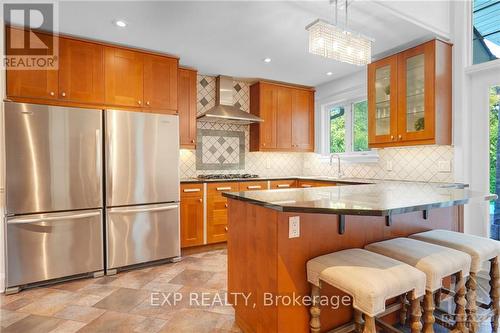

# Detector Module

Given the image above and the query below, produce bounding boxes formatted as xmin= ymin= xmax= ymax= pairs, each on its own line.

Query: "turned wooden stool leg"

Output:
xmin=310 ymin=284 xmax=321 ymax=333
xmin=354 ymin=309 xmax=364 ymax=333
xmin=466 ymin=272 xmax=478 ymax=333
xmin=400 ymin=292 xmax=408 ymax=325
xmin=454 ymin=271 xmax=468 ymax=333
xmin=423 ymin=290 xmax=435 ymax=333
xmin=490 ymin=257 xmax=499 ymax=333
xmin=410 ymin=291 xmax=423 ymax=333
xmin=363 ymin=316 xmax=376 ymax=333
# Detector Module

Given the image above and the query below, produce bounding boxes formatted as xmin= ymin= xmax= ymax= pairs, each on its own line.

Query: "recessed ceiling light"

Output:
xmin=263 ymin=58 xmax=272 ymax=63
xmin=114 ymin=20 xmax=127 ymax=28
xmin=326 ymin=72 xmax=333 ymax=76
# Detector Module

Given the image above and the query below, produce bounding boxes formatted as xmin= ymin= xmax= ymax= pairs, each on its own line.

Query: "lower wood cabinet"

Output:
xmin=207 ymin=182 xmax=240 ymax=244
xmin=297 ymin=180 xmax=336 ymax=188
xmin=239 ymin=181 xmax=268 ymax=191
xmin=270 ymin=179 xmax=297 ymax=189
xmin=180 ymin=183 xmax=204 ymax=247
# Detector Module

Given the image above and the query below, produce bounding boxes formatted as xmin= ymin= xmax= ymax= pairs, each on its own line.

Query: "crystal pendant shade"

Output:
xmin=306 ymin=19 xmax=372 ymax=66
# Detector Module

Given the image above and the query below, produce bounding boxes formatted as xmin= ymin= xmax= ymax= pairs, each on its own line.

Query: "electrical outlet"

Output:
xmin=289 ymin=216 xmax=300 ymax=238
xmin=386 ymin=161 xmax=393 ymax=171
xmin=438 ymin=160 xmax=451 ymax=173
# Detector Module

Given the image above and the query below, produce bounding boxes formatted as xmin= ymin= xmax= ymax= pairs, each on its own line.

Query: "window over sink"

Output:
xmin=328 ymin=100 xmax=369 ymax=153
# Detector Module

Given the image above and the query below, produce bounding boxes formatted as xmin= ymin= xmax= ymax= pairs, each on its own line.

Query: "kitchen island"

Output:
xmin=223 ymin=182 xmax=495 ymax=333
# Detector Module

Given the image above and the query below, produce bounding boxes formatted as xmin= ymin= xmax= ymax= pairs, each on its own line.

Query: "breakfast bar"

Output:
xmin=223 ymin=182 xmax=495 ymax=333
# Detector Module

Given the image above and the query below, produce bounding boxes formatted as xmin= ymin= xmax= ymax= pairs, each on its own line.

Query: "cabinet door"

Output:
xmin=292 ymin=89 xmax=314 ymax=151
xmin=206 ymin=182 xmax=239 ymax=244
xmin=259 ymin=83 xmax=278 ymax=149
xmin=105 ymin=47 xmax=144 ymax=107
xmin=144 ymin=54 xmax=178 ymax=112
xmin=178 ymin=68 xmax=197 ymax=148
xmin=59 ymin=38 xmax=104 ymax=103
xmin=5 ymin=27 xmax=58 ymax=100
xmin=368 ymin=56 xmax=398 ymax=146
xmin=180 ymin=184 xmax=204 ymax=248
xmin=397 ymin=41 xmax=435 ymax=142
xmin=276 ymin=86 xmax=292 ymax=149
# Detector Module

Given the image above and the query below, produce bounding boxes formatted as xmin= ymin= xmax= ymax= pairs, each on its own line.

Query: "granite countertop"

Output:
xmin=222 ymin=182 xmax=495 ymax=216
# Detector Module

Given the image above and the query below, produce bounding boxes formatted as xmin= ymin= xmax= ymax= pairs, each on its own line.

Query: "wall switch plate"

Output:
xmin=386 ymin=161 xmax=393 ymax=171
xmin=289 ymin=216 xmax=300 ymax=238
xmin=438 ymin=160 xmax=451 ymax=173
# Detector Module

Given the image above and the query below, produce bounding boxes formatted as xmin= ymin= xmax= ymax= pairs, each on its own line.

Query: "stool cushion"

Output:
xmin=365 ymin=238 xmax=471 ymax=292
xmin=410 ymin=229 xmax=500 ymax=273
xmin=307 ymin=248 xmax=426 ymax=317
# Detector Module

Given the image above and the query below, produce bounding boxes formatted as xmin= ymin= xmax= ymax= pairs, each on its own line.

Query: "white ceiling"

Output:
xmin=55 ymin=1 xmax=437 ymax=87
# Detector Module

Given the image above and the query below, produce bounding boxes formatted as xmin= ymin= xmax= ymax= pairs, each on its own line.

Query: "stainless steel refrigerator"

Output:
xmin=105 ymin=110 xmax=180 ymax=273
xmin=4 ymin=102 xmax=104 ymax=293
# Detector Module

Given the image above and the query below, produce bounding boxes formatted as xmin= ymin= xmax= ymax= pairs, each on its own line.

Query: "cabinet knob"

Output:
xmin=138 ymin=101 xmax=142 ymax=105
xmin=224 ymin=226 xmax=228 ymax=232
xmin=224 ymin=203 xmax=228 ymax=208
xmin=263 ymin=143 xmax=266 ymax=147
xmin=198 ymin=198 xmax=202 ymax=203
xmin=398 ymin=135 xmax=402 ymax=140
xmin=146 ymin=101 xmax=150 ymax=106
xmin=191 ymin=139 xmax=195 ymax=143
xmin=61 ymin=92 xmax=66 ymax=97
xmin=390 ymin=135 xmax=394 ymax=140
xmin=50 ymin=91 xmax=55 ymax=96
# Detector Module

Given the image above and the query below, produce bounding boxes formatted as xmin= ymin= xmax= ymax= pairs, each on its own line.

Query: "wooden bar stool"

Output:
xmin=410 ymin=230 xmax=500 ymax=332
xmin=306 ymin=248 xmax=426 ymax=333
xmin=365 ymin=238 xmax=472 ymax=333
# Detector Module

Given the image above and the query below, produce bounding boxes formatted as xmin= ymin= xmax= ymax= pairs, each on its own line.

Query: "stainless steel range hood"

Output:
xmin=196 ymin=76 xmax=263 ymax=125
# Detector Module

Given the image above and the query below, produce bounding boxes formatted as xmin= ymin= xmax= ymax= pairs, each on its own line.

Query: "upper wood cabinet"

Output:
xmin=59 ymin=38 xmax=104 ymax=103
xmin=105 ymin=47 xmax=144 ymax=108
xmin=6 ymin=26 xmax=59 ymax=100
xmin=5 ymin=27 xmax=179 ymax=114
xmin=178 ymin=68 xmax=198 ymax=149
xmin=143 ymin=54 xmax=178 ymax=112
xmin=368 ymin=39 xmax=452 ymax=148
xmin=250 ymin=81 xmax=315 ymax=152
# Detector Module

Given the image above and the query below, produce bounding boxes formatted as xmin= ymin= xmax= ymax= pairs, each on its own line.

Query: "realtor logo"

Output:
xmin=3 ymin=3 xmax=58 ymax=70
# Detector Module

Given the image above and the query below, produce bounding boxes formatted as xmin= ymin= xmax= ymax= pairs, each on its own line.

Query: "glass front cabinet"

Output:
xmin=368 ymin=39 xmax=452 ymax=148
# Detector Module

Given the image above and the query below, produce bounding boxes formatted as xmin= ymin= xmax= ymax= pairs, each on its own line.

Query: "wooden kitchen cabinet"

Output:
xmin=207 ymin=182 xmax=239 ymax=244
xmin=6 ymin=26 xmax=59 ymax=100
xmin=180 ymin=183 xmax=204 ymax=248
xmin=270 ymin=179 xmax=297 ymax=189
xmin=250 ymin=81 xmax=315 ymax=152
xmin=239 ymin=181 xmax=268 ymax=191
xmin=178 ymin=68 xmax=198 ymax=148
xmin=59 ymin=38 xmax=104 ymax=103
xmin=143 ymin=54 xmax=178 ymax=112
xmin=105 ymin=47 xmax=144 ymax=107
xmin=368 ymin=39 xmax=451 ymax=148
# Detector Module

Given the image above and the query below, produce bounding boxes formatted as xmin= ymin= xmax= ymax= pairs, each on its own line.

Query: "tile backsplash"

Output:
xmin=180 ymin=74 xmax=455 ymax=182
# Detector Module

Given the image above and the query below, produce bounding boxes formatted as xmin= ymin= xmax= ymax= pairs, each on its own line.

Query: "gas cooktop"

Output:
xmin=197 ymin=173 xmax=260 ymax=180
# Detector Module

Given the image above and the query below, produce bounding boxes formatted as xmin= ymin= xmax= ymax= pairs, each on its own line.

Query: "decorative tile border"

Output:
xmin=196 ymin=129 xmax=245 ymax=170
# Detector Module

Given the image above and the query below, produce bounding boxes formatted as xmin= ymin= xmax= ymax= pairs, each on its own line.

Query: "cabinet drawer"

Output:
xmin=207 ymin=182 xmax=240 ymax=197
xmin=239 ymin=181 xmax=268 ymax=191
xmin=180 ymin=183 xmax=204 ymax=197
xmin=270 ymin=179 xmax=297 ymax=189
xmin=297 ymin=180 xmax=336 ymax=188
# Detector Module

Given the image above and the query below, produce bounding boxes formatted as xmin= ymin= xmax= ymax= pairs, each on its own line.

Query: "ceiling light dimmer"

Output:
xmin=306 ymin=0 xmax=373 ymax=66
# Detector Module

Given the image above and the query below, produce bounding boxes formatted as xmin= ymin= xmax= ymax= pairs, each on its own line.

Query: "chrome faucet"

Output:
xmin=330 ymin=154 xmax=344 ymax=179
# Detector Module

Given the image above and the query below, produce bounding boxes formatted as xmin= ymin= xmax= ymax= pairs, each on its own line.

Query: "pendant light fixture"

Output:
xmin=306 ymin=0 xmax=373 ymax=66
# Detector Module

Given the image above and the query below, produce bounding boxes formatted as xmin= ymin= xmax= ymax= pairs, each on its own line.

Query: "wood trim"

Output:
xmin=250 ymin=80 xmax=315 ymax=92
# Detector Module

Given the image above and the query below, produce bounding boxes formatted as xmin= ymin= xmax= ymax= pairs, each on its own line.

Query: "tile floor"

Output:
xmin=0 ymin=246 xmax=496 ymax=333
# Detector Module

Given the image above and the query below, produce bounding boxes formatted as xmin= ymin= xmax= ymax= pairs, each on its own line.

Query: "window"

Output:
xmin=489 ymin=85 xmax=500 ymax=240
xmin=472 ymin=0 xmax=500 ymax=65
xmin=328 ymin=100 xmax=368 ymax=153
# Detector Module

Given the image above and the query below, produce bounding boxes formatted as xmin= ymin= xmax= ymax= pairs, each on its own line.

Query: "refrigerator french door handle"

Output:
xmin=96 ymin=129 xmax=101 ymax=183
xmin=8 ymin=211 xmax=101 ymax=224
xmin=108 ymin=205 xmax=179 ymax=214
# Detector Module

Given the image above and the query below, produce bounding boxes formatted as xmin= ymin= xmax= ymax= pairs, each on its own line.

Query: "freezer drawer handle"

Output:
xmin=216 ymin=187 xmax=232 ymax=191
xmin=183 ymin=188 xmax=201 ymax=193
xmin=8 ymin=211 xmax=101 ymax=224
xmin=108 ymin=205 xmax=179 ymax=214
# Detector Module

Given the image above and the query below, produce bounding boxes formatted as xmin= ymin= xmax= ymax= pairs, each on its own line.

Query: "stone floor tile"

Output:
xmin=78 ymin=284 xmax=118 ymax=298
xmin=133 ymin=317 xmax=167 ymax=333
xmin=70 ymin=293 xmax=106 ymax=307
xmin=54 ymin=304 xmax=105 ymax=323
xmin=17 ymin=290 xmax=76 ymax=316
xmin=167 ymin=269 xmax=215 ymax=286
xmin=48 ymin=319 xmax=86 ymax=333
xmin=1 ymin=314 xmax=62 ymax=333
xmin=0 ymin=309 xmax=30 ymax=328
xmin=157 ymin=308 xmax=224 ymax=333
xmin=76 ymin=310 xmax=146 ymax=333
xmin=94 ymin=288 xmax=150 ymax=312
